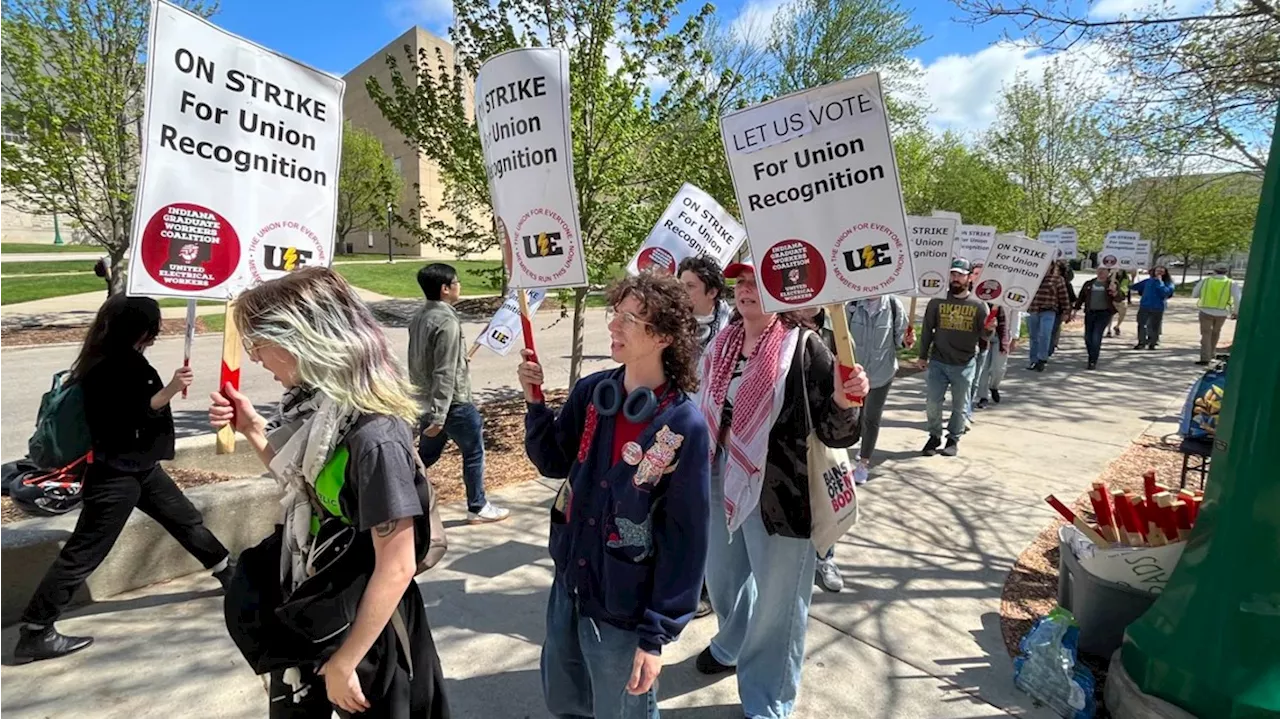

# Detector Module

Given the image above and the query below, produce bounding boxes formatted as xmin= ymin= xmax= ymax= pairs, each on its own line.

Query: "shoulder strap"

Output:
xmin=889 ymin=298 xmax=901 ymax=347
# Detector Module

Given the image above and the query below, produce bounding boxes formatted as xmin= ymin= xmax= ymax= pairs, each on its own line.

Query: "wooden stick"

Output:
xmin=1045 ymin=495 xmax=1109 ymax=546
xmin=1143 ymin=470 xmax=1158 ymax=503
xmin=216 ymin=300 xmax=240 ymax=455
xmin=1154 ymin=492 xmax=1182 ymax=543
xmin=467 ymin=343 xmax=481 ymax=360
xmin=1091 ymin=483 xmax=1117 ymax=542
xmin=182 ymin=299 xmax=197 ymax=399
xmin=517 ymin=290 xmax=544 ymax=403
xmin=826 ymin=303 xmax=863 ymax=407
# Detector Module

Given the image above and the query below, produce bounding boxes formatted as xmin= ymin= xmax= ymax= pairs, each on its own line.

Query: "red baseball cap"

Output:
xmin=724 ymin=262 xmax=755 ymax=279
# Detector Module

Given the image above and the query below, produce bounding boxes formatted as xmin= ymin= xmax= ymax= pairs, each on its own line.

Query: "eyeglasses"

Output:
xmin=241 ymin=336 xmax=267 ymax=357
xmin=605 ymin=307 xmax=652 ymax=329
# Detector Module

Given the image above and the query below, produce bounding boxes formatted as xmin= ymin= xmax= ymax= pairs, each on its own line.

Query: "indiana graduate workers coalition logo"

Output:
xmin=140 ymin=202 xmax=240 ymax=291
xmin=248 ymin=220 xmax=327 ymax=284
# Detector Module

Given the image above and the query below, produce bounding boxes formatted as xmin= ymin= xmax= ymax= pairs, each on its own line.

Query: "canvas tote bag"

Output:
xmin=801 ymin=330 xmax=859 ymax=555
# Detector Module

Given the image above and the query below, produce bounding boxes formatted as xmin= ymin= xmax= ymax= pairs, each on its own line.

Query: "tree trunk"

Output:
xmin=1181 ymin=257 xmax=1190 ymax=285
xmin=108 ymin=248 xmax=128 ymax=295
xmin=568 ymin=286 xmax=588 ymax=389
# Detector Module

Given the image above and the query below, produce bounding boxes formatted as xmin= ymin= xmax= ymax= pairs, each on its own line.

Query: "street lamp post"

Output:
xmin=386 ymin=200 xmax=394 ymax=264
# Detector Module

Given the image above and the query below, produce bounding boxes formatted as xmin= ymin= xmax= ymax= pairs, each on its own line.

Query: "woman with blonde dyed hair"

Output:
xmin=210 ymin=267 xmax=449 ymax=719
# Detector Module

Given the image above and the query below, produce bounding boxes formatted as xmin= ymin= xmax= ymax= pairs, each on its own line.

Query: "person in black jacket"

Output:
xmin=693 ymin=262 xmax=867 ymax=719
xmin=1072 ymin=267 xmax=1122 ymax=370
xmin=15 ymin=295 xmax=232 ymax=664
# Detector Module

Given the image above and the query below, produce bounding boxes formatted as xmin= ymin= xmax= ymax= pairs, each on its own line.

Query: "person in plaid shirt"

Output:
xmin=1024 ymin=263 xmax=1071 ymax=371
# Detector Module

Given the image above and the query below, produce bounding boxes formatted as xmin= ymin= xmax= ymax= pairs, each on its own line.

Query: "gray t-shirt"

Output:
xmin=1087 ymin=283 xmax=1110 ymax=311
xmin=342 ymin=415 xmax=425 ymax=532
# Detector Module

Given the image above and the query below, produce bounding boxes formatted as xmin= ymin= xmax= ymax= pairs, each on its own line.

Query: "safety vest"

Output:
xmin=1197 ymin=276 xmax=1233 ymax=311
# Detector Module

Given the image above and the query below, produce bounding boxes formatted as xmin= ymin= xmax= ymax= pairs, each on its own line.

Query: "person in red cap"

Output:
xmin=694 ymin=261 xmax=868 ymax=719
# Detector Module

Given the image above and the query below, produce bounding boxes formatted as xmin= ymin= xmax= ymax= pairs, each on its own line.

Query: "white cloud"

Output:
xmin=911 ymin=40 xmax=1120 ymax=136
xmin=385 ymin=0 xmax=453 ymax=35
xmin=1089 ymin=0 xmax=1206 ymax=19
xmin=730 ymin=0 xmax=785 ymax=47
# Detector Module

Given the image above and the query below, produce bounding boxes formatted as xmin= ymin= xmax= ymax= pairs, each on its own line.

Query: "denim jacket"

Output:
xmin=525 ymin=369 xmax=710 ymax=655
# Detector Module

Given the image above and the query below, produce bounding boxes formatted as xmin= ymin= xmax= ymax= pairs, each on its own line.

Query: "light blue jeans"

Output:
xmin=925 ymin=359 xmax=976 ymax=439
xmin=966 ymin=347 xmax=990 ymax=419
xmin=1026 ymin=311 xmax=1057 ymax=365
xmin=706 ymin=450 xmax=817 ymax=719
xmin=542 ymin=578 xmax=659 ymax=719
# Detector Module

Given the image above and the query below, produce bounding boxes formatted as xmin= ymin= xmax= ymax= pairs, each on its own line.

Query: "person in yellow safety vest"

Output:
xmin=1191 ymin=265 xmax=1242 ymax=365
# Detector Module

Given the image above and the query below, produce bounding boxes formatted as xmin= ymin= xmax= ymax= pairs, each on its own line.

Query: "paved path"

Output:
xmin=0 ymin=302 xmax=1220 ymax=717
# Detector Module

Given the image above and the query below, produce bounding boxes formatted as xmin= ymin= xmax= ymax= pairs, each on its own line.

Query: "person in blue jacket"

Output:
xmin=518 ymin=272 xmax=710 ymax=719
xmin=1129 ymin=266 xmax=1176 ymax=350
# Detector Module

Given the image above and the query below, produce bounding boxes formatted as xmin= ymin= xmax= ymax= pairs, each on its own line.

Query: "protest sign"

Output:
xmin=973 ymin=234 xmax=1055 ymax=311
xmin=627 ymin=183 xmax=746 ymax=275
xmin=1135 ymin=238 xmax=1153 ymax=269
xmin=1054 ymin=227 xmax=1079 ymax=259
xmin=954 ymin=225 xmax=996 ymax=268
xmin=906 ymin=215 xmax=957 ymax=299
xmin=719 ymin=72 xmax=913 ymax=313
xmin=476 ymin=289 xmax=548 ymax=356
xmin=127 ymin=0 xmax=344 ymax=300
xmin=931 ymin=210 xmax=963 ymax=223
xmin=476 ymin=47 xmax=585 ymax=290
xmin=1038 ymin=229 xmax=1063 ymax=259
xmin=1102 ymin=231 xmax=1141 ymax=270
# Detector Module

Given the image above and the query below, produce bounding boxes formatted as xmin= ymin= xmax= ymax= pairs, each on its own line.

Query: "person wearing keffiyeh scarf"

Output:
xmin=693 ymin=262 xmax=867 ymax=719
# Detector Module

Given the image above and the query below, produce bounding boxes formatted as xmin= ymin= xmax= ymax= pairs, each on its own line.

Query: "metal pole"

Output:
xmin=386 ymin=201 xmax=394 ymax=264
xmin=1119 ymin=109 xmax=1280 ymax=717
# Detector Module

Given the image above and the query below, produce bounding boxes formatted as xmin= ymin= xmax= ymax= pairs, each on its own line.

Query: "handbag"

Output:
xmin=801 ymin=330 xmax=859 ymax=555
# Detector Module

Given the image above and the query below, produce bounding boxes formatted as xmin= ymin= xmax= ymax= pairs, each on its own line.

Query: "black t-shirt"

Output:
xmin=81 ymin=351 xmax=175 ymax=472
xmin=341 ymin=415 xmax=424 ymax=532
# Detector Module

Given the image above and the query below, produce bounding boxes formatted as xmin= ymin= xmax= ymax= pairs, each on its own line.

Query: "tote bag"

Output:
xmin=802 ymin=331 xmax=860 ymax=555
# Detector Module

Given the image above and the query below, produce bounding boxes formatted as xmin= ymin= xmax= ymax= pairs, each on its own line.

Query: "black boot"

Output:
xmin=941 ymin=437 xmax=960 ymax=457
xmin=213 ymin=557 xmax=237 ymax=592
xmin=696 ymin=647 xmax=736 ymax=675
xmin=14 ymin=625 xmax=93 ymax=664
xmin=922 ymin=435 xmax=943 ymax=456
xmin=991 ymin=388 xmax=1001 ymax=404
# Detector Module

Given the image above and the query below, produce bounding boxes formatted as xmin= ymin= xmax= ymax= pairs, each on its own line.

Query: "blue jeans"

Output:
xmin=1026 ymin=311 xmax=1057 ymax=364
xmin=1084 ymin=310 xmax=1109 ymax=363
xmin=925 ymin=359 xmax=975 ymax=439
xmin=542 ymin=579 xmax=658 ymax=719
xmin=706 ymin=451 xmax=816 ymax=719
xmin=418 ymin=402 xmax=487 ymax=513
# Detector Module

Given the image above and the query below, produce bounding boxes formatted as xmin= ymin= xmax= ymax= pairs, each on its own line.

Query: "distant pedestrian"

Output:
xmin=1050 ymin=260 xmax=1075 ymax=355
xmin=965 ymin=266 xmax=1001 ymax=423
xmin=974 ymin=306 xmax=1017 ymax=408
xmin=1109 ymin=270 xmax=1132 ymax=337
xmin=1191 ymin=265 xmax=1242 ymax=365
xmin=678 ymin=255 xmax=731 ymax=360
xmin=16 ymin=295 xmax=232 ymax=664
xmin=1025 ymin=262 xmax=1071 ymax=371
xmin=917 ymin=259 xmax=992 ymax=457
xmin=1073 ymin=267 xmax=1122 ymax=370
xmin=1130 ymin=266 xmax=1176 ymax=350
xmin=409 ymin=263 xmax=509 ymax=524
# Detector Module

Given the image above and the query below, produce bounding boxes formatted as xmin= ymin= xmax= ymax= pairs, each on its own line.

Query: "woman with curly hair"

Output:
xmin=517 ymin=272 xmax=710 ymax=719
xmin=209 ymin=267 xmax=448 ymax=718
xmin=693 ymin=262 xmax=868 ymax=719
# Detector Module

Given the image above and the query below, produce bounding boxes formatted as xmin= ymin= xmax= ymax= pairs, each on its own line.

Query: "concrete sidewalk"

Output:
xmin=0 ymin=304 xmax=1214 ymax=718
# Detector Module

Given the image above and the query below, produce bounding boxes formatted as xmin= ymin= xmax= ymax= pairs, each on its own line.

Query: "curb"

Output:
xmin=1 ymin=477 xmax=281 ymax=626
xmin=170 ymin=433 xmax=271 ymax=477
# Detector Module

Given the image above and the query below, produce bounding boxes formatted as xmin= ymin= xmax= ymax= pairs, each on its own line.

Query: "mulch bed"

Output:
xmin=1 ymin=317 xmax=222 ymax=348
xmin=999 ymin=433 xmax=1191 ymax=711
xmin=0 ymin=390 xmax=567 ymax=523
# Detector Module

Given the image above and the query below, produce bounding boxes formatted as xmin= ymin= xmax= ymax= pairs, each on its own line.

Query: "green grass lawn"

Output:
xmin=0 ymin=260 xmax=100 ymax=275
xmin=335 ymin=260 xmax=503 ymax=298
xmin=1 ymin=273 xmax=106 ymax=304
xmin=0 ymin=243 xmax=100 ymax=254
xmin=156 ymin=298 xmax=223 ymax=308
xmin=202 ymin=314 xmax=226 ymax=333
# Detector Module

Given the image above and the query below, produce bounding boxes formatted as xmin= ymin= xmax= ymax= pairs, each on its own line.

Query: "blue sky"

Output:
xmin=210 ymin=0 xmax=1115 ymax=137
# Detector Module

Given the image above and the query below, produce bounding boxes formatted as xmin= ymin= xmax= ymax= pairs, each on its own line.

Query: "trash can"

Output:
xmin=1056 ymin=527 xmax=1158 ymax=657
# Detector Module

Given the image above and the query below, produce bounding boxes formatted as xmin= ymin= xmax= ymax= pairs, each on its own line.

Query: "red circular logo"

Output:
xmin=1102 ymin=254 xmax=1118 ymax=267
xmin=140 ymin=203 xmax=239 ymax=291
xmin=637 ymin=246 xmax=677 ymax=275
xmin=761 ymin=239 xmax=825 ymax=305
xmin=975 ymin=279 xmax=1003 ymax=301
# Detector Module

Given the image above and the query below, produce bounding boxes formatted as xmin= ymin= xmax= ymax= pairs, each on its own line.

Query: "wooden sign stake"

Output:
xmin=216 ymin=300 xmax=240 ymax=454
xmin=518 ymin=290 xmax=544 ymax=403
xmin=825 ymin=303 xmax=863 ymax=407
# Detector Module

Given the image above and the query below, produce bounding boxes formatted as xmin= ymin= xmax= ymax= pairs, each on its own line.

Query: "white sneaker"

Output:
xmin=815 ymin=558 xmax=845 ymax=593
xmin=853 ymin=460 xmax=870 ymax=486
xmin=467 ymin=503 xmax=510 ymax=524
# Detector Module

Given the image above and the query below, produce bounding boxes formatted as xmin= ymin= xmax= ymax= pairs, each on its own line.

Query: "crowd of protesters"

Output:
xmin=18 ymin=248 xmax=1239 ymax=719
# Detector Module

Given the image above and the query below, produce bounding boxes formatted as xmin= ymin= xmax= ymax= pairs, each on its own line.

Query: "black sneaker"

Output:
xmin=991 ymin=388 xmax=1001 ymax=404
xmin=696 ymin=647 xmax=735 ymax=675
xmin=694 ymin=585 xmax=714 ymax=619
xmin=14 ymin=625 xmax=93 ymax=664
xmin=975 ymin=398 xmax=990 ymax=410
xmin=1087 ymin=361 xmax=1097 ymax=370
xmin=1106 ymin=329 xmax=1113 ymax=337
xmin=1132 ymin=343 xmax=1145 ymax=350
xmin=1115 ymin=327 xmax=1122 ymax=336
xmin=941 ymin=438 xmax=960 ymax=457
xmin=1034 ymin=360 xmax=1046 ymax=372
xmin=1148 ymin=344 xmax=1157 ymax=350
xmin=1194 ymin=360 xmax=1209 ymax=366
xmin=213 ymin=558 xmax=237 ymax=592
xmin=922 ymin=435 xmax=943 ymax=456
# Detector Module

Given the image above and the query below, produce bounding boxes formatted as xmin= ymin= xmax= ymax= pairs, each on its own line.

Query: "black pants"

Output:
xmin=22 ymin=463 xmax=229 ymax=625
xmin=1137 ymin=309 xmax=1164 ymax=346
xmin=1084 ymin=310 xmax=1110 ymax=363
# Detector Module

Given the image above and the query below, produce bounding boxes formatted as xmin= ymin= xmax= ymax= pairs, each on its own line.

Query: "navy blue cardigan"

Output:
xmin=525 ymin=368 xmax=711 ymax=655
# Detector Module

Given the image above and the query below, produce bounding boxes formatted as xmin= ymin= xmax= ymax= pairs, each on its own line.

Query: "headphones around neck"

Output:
xmin=592 ymin=377 xmax=662 ymax=424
